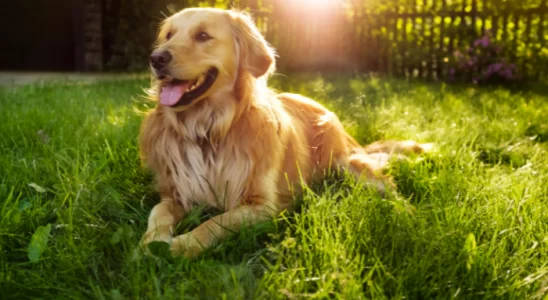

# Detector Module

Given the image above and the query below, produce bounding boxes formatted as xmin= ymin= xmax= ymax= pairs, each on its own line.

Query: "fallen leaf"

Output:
xmin=464 ymin=233 xmax=477 ymax=271
xmin=28 ymin=183 xmax=47 ymax=193
xmin=37 ymin=130 xmax=51 ymax=144
xmin=18 ymin=200 xmax=32 ymax=211
xmin=28 ymin=224 xmax=52 ymax=262
xmin=110 ymin=227 xmax=123 ymax=245
xmin=110 ymin=289 xmax=123 ymax=300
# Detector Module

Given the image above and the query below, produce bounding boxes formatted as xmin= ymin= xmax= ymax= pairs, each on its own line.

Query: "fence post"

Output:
xmin=437 ymin=0 xmax=447 ymax=79
xmin=471 ymin=0 xmax=478 ymax=37
xmin=540 ymin=0 xmax=547 ymax=79
xmin=427 ymin=0 xmax=435 ymax=79
xmin=492 ymin=0 xmax=499 ymax=40
xmin=401 ymin=1 xmax=409 ymax=77
xmin=388 ymin=3 xmax=398 ymax=76
xmin=455 ymin=0 xmax=467 ymax=50
xmin=523 ymin=7 xmax=533 ymax=78
xmin=447 ymin=4 xmax=457 ymax=66
xmin=411 ymin=0 xmax=419 ymax=77
xmin=502 ymin=3 xmax=509 ymax=42
xmin=480 ymin=0 xmax=486 ymax=34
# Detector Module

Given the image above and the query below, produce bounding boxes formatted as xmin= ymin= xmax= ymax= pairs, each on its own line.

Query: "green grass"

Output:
xmin=1 ymin=75 xmax=548 ymax=299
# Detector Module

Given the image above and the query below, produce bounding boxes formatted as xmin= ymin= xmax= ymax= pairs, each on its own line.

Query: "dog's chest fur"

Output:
xmin=176 ymin=137 xmax=251 ymax=211
xmin=159 ymin=106 xmax=252 ymax=211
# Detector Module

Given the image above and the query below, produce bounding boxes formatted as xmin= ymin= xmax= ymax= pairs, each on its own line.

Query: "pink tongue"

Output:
xmin=160 ymin=81 xmax=193 ymax=106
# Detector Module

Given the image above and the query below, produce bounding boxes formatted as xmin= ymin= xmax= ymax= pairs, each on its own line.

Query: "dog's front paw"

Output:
xmin=139 ymin=229 xmax=173 ymax=257
xmin=141 ymin=229 xmax=173 ymax=245
xmin=171 ymin=233 xmax=204 ymax=259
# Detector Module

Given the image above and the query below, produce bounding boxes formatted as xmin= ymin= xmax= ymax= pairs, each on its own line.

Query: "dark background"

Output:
xmin=1 ymin=0 xmax=546 ymax=84
xmin=1 ymin=0 xmax=82 ymax=71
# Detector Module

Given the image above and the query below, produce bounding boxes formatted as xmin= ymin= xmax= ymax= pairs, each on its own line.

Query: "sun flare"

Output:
xmin=285 ymin=0 xmax=340 ymax=10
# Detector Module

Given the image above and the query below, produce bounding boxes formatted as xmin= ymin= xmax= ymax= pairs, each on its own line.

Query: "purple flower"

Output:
xmin=501 ymin=67 xmax=514 ymax=80
xmin=484 ymin=63 xmax=502 ymax=78
xmin=446 ymin=31 xmax=519 ymax=84
xmin=474 ymin=36 xmax=490 ymax=48
xmin=492 ymin=63 xmax=503 ymax=72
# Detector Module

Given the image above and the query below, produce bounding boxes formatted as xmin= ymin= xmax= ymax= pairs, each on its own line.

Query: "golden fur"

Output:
xmin=139 ymin=8 xmax=430 ymax=258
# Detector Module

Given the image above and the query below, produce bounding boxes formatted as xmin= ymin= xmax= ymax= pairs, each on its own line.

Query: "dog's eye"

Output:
xmin=166 ymin=32 xmax=172 ymax=40
xmin=195 ymin=31 xmax=212 ymax=42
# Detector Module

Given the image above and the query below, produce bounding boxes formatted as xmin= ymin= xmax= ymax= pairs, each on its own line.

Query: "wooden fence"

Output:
xmin=103 ymin=0 xmax=548 ymax=80
xmin=236 ymin=0 xmax=548 ymax=80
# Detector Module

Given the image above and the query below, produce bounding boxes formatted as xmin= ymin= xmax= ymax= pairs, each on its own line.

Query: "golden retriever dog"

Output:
xmin=139 ymin=7 xmax=430 ymax=258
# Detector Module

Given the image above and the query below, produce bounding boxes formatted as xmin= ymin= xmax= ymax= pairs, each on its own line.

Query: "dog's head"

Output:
xmin=150 ymin=8 xmax=275 ymax=109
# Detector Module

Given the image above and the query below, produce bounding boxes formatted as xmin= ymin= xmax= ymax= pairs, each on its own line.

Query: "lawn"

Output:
xmin=1 ymin=75 xmax=547 ymax=299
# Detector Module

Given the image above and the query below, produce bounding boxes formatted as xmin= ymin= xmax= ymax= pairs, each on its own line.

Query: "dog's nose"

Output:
xmin=150 ymin=50 xmax=172 ymax=69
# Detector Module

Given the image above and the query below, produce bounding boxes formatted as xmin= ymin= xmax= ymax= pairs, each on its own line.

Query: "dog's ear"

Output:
xmin=229 ymin=11 xmax=276 ymax=78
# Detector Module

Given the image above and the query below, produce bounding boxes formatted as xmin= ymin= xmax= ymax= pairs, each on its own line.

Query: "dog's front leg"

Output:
xmin=170 ymin=200 xmax=278 ymax=259
xmin=141 ymin=199 xmax=185 ymax=248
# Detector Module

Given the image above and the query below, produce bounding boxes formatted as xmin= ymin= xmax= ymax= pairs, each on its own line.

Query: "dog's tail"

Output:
xmin=363 ymin=140 xmax=434 ymax=156
xmin=347 ymin=140 xmax=433 ymax=178
xmin=344 ymin=140 xmax=433 ymax=194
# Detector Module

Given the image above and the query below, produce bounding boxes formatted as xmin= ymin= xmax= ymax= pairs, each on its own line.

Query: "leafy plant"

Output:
xmin=28 ymin=224 xmax=52 ymax=262
xmin=448 ymin=33 xmax=521 ymax=84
